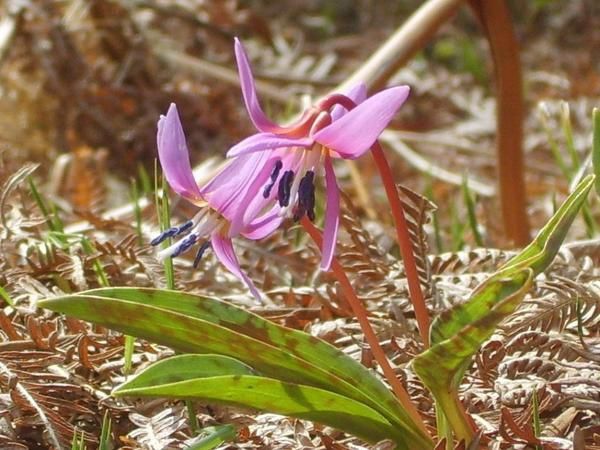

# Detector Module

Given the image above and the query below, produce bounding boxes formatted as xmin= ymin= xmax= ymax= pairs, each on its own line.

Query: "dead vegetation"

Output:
xmin=0 ymin=0 xmax=599 ymax=448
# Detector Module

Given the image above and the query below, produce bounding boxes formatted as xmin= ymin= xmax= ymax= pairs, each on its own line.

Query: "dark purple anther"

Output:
xmin=298 ymin=170 xmax=316 ymax=221
xmin=177 ymin=220 xmax=193 ymax=234
xmin=151 ymin=220 xmax=194 ymax=246
xmin=277 ymin=170 xmax=294 ymax=207
xmin=150 ymin=226 xmax=178 ymax=246
xmin=193 ymin=241 xmax=211 ymax=268
xmin=263 ymin=160 xmax=283 ymax=198
xmin=172 ymin=234 xmax=198 ymax=257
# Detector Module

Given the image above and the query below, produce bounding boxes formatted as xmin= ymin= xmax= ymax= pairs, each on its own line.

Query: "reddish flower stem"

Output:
xmin=300 ymin=217 xmax=429 ymax=436
xmin=371 ymin=141 xmax=431 ymax=348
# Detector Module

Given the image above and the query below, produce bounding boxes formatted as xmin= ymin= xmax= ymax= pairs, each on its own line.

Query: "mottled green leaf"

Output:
xmin=115 ymin=374 xmax=405 ymax=445
xmin=414 ymin=270 xmax=533 ymax=436
xmin=415 ymin=175 xmax=594 ymax=442
xmin=430 ymin=174 xmax=595 ymax=345
xmin=119 ymin=354 xmax=254 ymax=391
xmin=38 ymin=292 xmax=432 ymax=448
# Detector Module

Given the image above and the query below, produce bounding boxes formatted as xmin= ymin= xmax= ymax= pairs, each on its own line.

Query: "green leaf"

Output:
xmin=185 ymin=425 xmax=236 ymax=450
xmin=115 ymin=374 xmax=404 ymax=445
xmin=119 ymin=354 xmax=255 ymax=391
xmin=414 ymin=269 xmax=533 ymax=440
xmin=38 ymin=291 xmax=432 ymax=448
xmin=430 ymin=174 xmax=595 ymax=344
xmin=415 ymin=175 xmax=595 ymax=443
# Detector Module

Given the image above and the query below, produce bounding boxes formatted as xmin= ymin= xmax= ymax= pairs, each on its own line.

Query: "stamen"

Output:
xmin=277 ymin=170 xmax=294 ymax=207
xmin=263 ymin=160 xmax=283 ymax=198
xmin=298 ymin=170 xmax=316 ymax=221
xmin=150 ymin=227 xmax=178 ymax=246
xmin=177 ymin=220 xmax=193 ymax=234
xmin=193 ymin=241 xmax=211 ymax=268
xmin=151 ymin=220 xmax=194 ymax=246
xmin=171 ymin=233 xmax=198 ymax=258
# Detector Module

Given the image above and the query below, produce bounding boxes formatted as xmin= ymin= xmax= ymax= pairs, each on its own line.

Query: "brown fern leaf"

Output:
xmin=126 ymin=407 xmax=188 ymax=450
xmin=0 ymin=350 xmax=100 ymax=448
xmin=504 ymin=276 xmax=600 ymax=335
xmin=397 ymin=184 xmax=437 ymax=307
xmin=430 ymin=248 xmax=515 ymax=277
xmin=504 ymin=330 xmax=600 ymax=363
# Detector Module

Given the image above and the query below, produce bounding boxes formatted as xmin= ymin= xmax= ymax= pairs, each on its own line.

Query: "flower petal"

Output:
xmin=330 ymin=83 xmax=368 ymax=121
xmin=157 ymin=103 xmax=203 ymax=200
xmin=211 ymin=232 xmax=262 ymax=301
xmin=200 ymin=151 xmax=270 ymax=221
xmin=228 ymin=156 xmax=279 ymax=237
xmin=227 ymin=133 xmax=314 ymax=158
xmin=314 ymin=85 xmax=410 ymax=159
xmin=241 ymin=206 xmax=283 ymax=240
xmin=321 ymin=154 xmax=340 ymax=270
xmin=235 ymin=38 xmax=283 ymax=133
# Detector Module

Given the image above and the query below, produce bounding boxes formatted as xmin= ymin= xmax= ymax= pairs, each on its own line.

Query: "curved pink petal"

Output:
xmin=235 ymin=38 xmax=283 ymax=133
xmin=321 ymin=154 xmax=340 ymax=271
xmin=330 ymin=83 xmax=368 ymax=121
xmin=211 ymin=232 xmax=262 ymax=301
xmin=241 ymin=207 xmax=284 ymax=240
xmin=227 ymin=156 xmax=280 ymax=236
xmin=201 ymin=151 xmax=270 ymax=221
xmin=157 ymin=103 xmax=203 ymax=201
xmin=227 ymin=133 xmax=313 ymax=158
xmin=314 ymin=85 xmax=410 ymax=160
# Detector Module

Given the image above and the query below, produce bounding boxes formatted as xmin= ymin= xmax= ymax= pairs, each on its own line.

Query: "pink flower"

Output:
xmin=152 ymin=103 xmax=283 ymax=300
xmin=228 ymin=38 xmax=410 ymax=270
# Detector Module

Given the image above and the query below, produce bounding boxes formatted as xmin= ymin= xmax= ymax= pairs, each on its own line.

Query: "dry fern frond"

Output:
xmin=126 ymin=407 xmax=188 ymax=450
xmin=398 ymin=184 xmax=437 ymax=307
xmin=504 ymin=330 xmax=600 ymax=363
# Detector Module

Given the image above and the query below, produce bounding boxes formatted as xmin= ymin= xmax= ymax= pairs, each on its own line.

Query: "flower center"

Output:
xmin=152 ymin=208 xmax=227 ymax=263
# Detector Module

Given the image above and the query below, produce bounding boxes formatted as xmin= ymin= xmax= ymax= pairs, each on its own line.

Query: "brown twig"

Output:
xmin=468 ymin=0 xmax=530 ymax=246
xmin=336 ymin=0 xmax=465 ymax=93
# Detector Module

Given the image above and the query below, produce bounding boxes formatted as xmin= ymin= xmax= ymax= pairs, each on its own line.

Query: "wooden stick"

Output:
xmin=468 ymin=0 xmax=530 ymax=245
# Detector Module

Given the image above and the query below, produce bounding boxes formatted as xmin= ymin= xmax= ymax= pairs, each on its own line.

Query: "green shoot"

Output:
xmin=186 ymin=400 xmax=200 ymax=435
xmin=99 ymin=410 xmax=112 ymax=450
xmin=592 ymin=108 xmax=600 ymax=196
xmin=184 ymin=424 xmax=237 ymax=450
xmin=28 ymin=176 xmax=62 ymax=233
xmin=154 ymin=160 xmax=175 ymax=290
xmin=462 ymin=175 xmax=484 ymax=247
xmin=71 ymin=430 xmax=86 ymax=450
xmin=0 ymin=285 xmax=14 ymax=307
xmin=560 ymin=102 xmax=580 ymax=170
xmin=80 ymin=237 xmax=109 ymax=288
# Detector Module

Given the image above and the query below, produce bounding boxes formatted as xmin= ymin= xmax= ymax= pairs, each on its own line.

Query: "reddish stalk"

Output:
xmin=468 ymin=0 xmax=530 ymax=246
xmin=300 ymin=217 xmax=430 ymax=436
xmin=371 ymin=141 xmax=431 ymax=348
